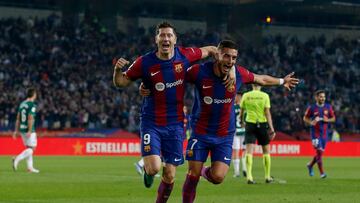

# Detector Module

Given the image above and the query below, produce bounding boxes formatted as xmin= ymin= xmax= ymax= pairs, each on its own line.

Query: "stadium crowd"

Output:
xmin=0 ymin=15 xmax=359 ymax=134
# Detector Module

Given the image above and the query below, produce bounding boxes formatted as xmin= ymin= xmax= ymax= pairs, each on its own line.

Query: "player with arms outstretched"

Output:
xmin=12 ymin=87 xmax=40 ymax=173
xmin=303 ymin=90 xmax=335 ymax=178
xmin=182 ymin=40 xmax=299 ymax=203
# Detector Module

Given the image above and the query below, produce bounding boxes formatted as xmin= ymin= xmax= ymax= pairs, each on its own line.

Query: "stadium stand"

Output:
xmin=0 ymin=15 xmax=359 ymax=137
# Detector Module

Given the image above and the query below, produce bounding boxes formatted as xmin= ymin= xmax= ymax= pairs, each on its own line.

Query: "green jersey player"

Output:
xmin=12 ymin=87 xmax=39 ymax=173
xmin=232 ymin=92 xmax=247 ymax=177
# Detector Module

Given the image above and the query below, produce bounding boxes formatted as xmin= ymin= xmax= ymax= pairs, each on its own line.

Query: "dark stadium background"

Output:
xmin=0 ymin=0 xmax=359 ymax=140
xmin=0 ymin=1 xmax=359 ymax=203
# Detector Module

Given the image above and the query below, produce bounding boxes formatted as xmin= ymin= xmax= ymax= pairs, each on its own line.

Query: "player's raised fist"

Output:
xmin=114 ymin=58 xmax=130 ymax=71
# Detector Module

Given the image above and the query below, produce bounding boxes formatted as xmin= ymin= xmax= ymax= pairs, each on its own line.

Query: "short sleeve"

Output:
xmin=178 ymin=47 xmax=202 ymax=64
xmin=29 ymin=106 xmax=36 ymax=116
xmin=237 ymin=66 xmax=254 ymax=84
xmin=186 ymin=64 xmax=200 ymax=83
xmin=125 ymin=56 xmax=143 ymax=81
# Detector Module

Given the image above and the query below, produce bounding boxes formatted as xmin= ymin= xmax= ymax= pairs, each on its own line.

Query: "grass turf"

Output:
xmin=0 ymin=156 xmax=359 ymax=203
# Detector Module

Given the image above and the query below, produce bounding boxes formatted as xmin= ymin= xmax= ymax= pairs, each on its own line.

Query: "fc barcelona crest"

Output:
xmin=227 ymin=85 xmax=235 ymax=92
xmin=175 ymin=64 xmax=183 ymax=73
xmin=187 ymin=150 xmax=193 ymax=157
xmin=144 ymin=145 xmax=151 ymax=152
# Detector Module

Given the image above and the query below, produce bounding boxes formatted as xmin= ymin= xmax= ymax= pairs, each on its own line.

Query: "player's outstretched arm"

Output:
xmin=200 ymin=46 xmax=217 ymax=59
xmin=113 ymin=58 xmax=131 ymax=88
xmin=253 ymin=72 xmax=299 ymax=90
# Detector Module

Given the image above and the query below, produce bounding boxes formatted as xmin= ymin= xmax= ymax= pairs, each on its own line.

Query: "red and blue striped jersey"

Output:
xmin=186 ymin=62 xmax=254 ymax=137
xmin=125 ymin=46 xmax=202 ymax=126
xmin=304 ymin=104 xmax=335 ymax=139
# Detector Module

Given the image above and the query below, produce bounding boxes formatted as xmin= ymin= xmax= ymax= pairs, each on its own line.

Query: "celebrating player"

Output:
xmin=113 ymin=22 xmax=234 ymax=203
xmin=12 ymin=87 xmax=40 ymax=173
xmin=303 ymin=90 xmax=336 ymax=179
xmin=182 ymin=40 xmax=299 ymax=203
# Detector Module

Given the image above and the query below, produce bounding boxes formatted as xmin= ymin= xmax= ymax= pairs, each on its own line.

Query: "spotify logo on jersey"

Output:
xmin=203 ymin=96 xmax=213 ymax=104
xmin=155 ymin=83 xmax=165 ymax=91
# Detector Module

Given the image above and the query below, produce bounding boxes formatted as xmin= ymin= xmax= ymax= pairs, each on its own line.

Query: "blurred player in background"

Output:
xmin=12 ymin=87 xmax=40 ymax=173
xmin=182 ymin=40 xmax=299 ymax=203
xmin=232 ymin=92 xmax=247 ymax=178
xmin=113 ymin=21 xmax=231 ymax=203
xmin=240 ymin=84 xmax=275 ymax=184
xmin=303 ymin=90 xmax=336 ymax=179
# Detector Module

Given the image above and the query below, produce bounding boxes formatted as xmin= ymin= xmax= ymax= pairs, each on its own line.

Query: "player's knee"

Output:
xmin=144 ymin=165 xmax=161 ymax=175
xmin=162 ymin=172 xmax=175 ymax=183
xmin=210 ymin=172 xmax=225 ymax=184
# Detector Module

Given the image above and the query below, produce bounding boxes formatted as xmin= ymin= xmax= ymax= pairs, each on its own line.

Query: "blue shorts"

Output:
xmin=185 ymin=134 xmax=234 ymax=166
xmin=312 ymin=137 xmax=327 ymax=150
xmin=140 ymin=121 xmax=184 ymax=166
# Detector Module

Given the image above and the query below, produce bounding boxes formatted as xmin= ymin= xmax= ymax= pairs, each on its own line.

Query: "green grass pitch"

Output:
xmin=0 ymin=156 xmax=359 ymax=203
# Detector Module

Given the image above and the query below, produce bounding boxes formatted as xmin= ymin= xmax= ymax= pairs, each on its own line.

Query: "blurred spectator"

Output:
xmin=0 ymin=16 xmax=359 ymax=135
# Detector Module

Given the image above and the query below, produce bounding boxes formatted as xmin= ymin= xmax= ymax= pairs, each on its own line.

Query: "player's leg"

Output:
xmin=140 ymin=124 xmax=162 ymax=188
xmin=13 ymin=132 xmax=38 ymax=172
xmin=232 ymin=135 xmax=240 ymax=177
xmin=202 ymin=161 xmax=229 ymax=184
xmin=26 ymin=133 xmax=39 ymax=173
xmin=258 ymin=124 xmax=272 ymax=183
xmin=182 ymin=161 xmax=203 ymax=203
xmin=143 ymin=155 xmax=162 ymax=175
xmin=245 ymin=143 xmax=254 ymax=184
xmin=156 ymin=123 xmax=184 ymax=202
xmin=202 ymin=136 xmax=232 ymax=184
xmin=317 ymin=138 xmax=326 ymax=178
xmin=156 ymin=163 xmax=177 ymax=203
xmin=183 ymin=137 xmax=209 ymax=203
xmin=307 ymin=138 xmax=319 ymax=177
xmin=262 ymin=145 xmax=273 ymax=183
xmin=244 ymin=123 xmax=257 ymax=184
xmin=239 ymin=136 xmax=247 ymax=177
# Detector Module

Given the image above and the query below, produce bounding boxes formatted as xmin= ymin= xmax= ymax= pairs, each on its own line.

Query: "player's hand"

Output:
xmin=223 ymin=66 xmax=236 ymax=88
xmin=26 ymin=132 xmax=31 ymax=138
xmin=268 ymin=128 xmax=276 ymax=140
xmin=311 ymin=117 xmax=321 ymax=126
xmin=114 ymin=58 xmax=130 ymax=71
xmin=283 ymin=72 xmax=299 ymax=91
xmin=323 ymin=116 xmax=329 ymax=122
xmin=139 ymin=82 xmax=150 ymax=97
xmin=12 ymin=131 xmax=18 ymax=140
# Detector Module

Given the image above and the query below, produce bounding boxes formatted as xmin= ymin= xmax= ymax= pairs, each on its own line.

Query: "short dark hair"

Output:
xmin=315 ymin=89 xmax=325 ymax=96
xmin=26 ymin=87 xmax=36 ymax=98
xmin=217 ymin=40 xmax=238 ymax=50
xmin=156 ymin=21 xmax=176 ymax=35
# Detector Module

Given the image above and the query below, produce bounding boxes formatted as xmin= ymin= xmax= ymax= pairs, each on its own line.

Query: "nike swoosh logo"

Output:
xmin=224 ymin=157 xmax=231 ymax=161
xmin=202 ymin=85 xmax=212 ymax=89
xmin=174 ymin=158 xmax=182 ymax=162
xmin=151 ymin=71 xmax=160 ymax=76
